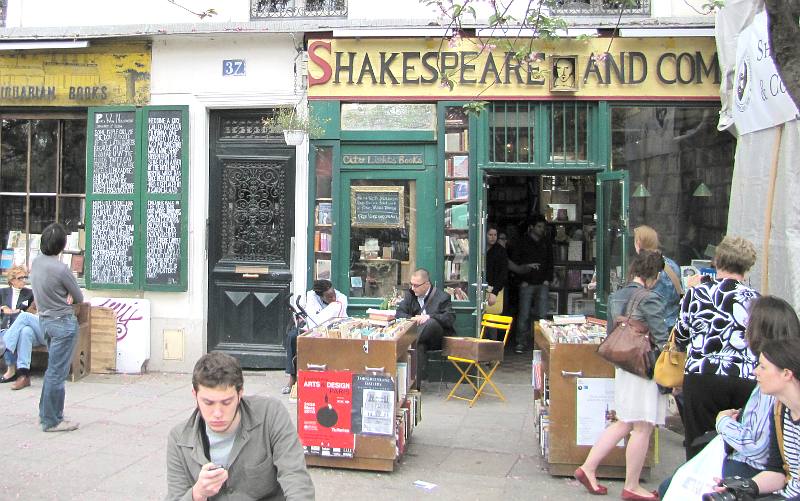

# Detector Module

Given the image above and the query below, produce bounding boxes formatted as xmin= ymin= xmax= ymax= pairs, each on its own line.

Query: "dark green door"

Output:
xmin=595 ymin=170 xmax=629 ymax=318
xmin=336 ymin=156 xmax=437 ymax=311
xmin=207 ymin=110 xmax=295 ymax=368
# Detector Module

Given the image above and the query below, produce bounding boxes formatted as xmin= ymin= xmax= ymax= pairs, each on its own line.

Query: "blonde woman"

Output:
xmin=675 ymin=236 xmax=760 ymax=459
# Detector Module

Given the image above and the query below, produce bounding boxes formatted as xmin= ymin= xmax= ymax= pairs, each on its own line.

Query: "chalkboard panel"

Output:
xmin=91 ymin=111 xmax=136 ymax=194
xmin=89 ymin=200 xmax=135 ymax=285
xmin=146 ymin=109 xmax=183 ymax=194
xmin=350 ymin=186 xmax=405 ymax=228
xmin=145 ymin=199 xmax=182 ymax=285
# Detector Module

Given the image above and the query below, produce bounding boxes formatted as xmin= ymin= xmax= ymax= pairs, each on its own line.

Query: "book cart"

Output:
xmin=533 ymin=320 xmax=656 ymax=478
xmin=296 ymin=319 xmax=421 ymax=472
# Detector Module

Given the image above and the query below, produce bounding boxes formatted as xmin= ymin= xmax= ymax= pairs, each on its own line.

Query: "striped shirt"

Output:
xmin=717 ymin=387 xmax=773 ymax=471
xmin=765 ymin=404 xmax=800 ymax=498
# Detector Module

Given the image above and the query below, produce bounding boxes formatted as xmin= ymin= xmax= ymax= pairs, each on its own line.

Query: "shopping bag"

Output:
xmin=597 ymin=290 xmax=654 ymax=378
xmin=485 ymin=289 xmax=504 ymax=315
xmin=654 ymin=327 xmax=687 ymax=388
xmin=663 ymin=435 xmax=726 ymax=501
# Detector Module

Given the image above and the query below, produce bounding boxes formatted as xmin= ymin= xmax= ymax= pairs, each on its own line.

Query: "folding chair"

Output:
xmin=445 ymin=313 xmax=513 ymax=407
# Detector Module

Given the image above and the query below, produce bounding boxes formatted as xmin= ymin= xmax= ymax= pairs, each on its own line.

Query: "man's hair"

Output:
xmin=634 ymin=225 xmax=660 ymax=251
xmin=412 ymin=268 xmax=430 ymax=282
xmin=5 ymin=265 xmax=26 ymax=285
xmin=761 ymin=338 xmax=800 ymax=382
xmin=528 ymin=214 xmax=547 ymax=227
xmin=192 ymin=352 xmax=244 ymax=392
xmin=312 ymin=279 xmax=333 ymax=296
xmin=40 ymin=223 xmax=67 ymax=256
xmin=745 ymin=296 xmax=800 ymax=356
xmin=487 ymin=224 xmax=498 ymax=233
xmin=628 ymin=250 xmax=664 ymax=282
xmin=714 ymin=236 xmax=757 ymax=276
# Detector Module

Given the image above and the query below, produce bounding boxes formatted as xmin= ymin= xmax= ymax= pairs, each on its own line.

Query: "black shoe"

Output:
xmin=0 ymin=374 xmax=19 ymax=383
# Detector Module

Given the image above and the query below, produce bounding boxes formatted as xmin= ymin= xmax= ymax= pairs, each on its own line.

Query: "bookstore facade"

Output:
xmin=0 ymin=41 xmax=151 ymax=279
xmin=306 ymin=35 xmax=735 ymax=332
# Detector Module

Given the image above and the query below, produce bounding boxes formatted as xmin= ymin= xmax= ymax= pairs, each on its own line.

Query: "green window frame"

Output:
xmin=85 ymin=105 xmax=189 ymax=291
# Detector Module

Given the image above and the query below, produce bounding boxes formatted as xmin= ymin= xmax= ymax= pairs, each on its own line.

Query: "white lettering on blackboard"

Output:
xmin=90 ymin=200 xmax=135 ymax=284
xmin=92 ymin=112 xmax=135 ymax=194
xmin=146 ymin=199 xmax=181 ymax=284
xmin=147 ymin=112 xmax=182 ymax=194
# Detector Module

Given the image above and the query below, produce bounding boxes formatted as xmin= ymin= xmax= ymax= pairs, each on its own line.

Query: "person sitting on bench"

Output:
xmin=1 ymin=265 xmax=41 ymax=390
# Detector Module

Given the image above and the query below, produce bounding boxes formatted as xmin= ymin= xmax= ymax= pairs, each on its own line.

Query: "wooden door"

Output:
xmin=207 ymin=110 xmax=295 ymax=368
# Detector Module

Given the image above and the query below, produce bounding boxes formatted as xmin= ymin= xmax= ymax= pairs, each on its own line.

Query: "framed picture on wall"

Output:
xmin=546 ymin=292 xmax=559 ymax=316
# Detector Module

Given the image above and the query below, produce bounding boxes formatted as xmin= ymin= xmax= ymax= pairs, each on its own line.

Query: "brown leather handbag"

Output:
xmin=597 ymin=289 xmax=655 ymax=379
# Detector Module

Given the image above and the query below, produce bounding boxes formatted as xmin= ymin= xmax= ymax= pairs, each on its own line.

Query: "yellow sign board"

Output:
xmin=0 ymin=41 xmax=151 ymax=106
xmin=308 ymin=37 xmax=720 ymax=100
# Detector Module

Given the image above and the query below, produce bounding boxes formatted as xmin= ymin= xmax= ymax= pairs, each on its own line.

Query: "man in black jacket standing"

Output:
xmin=395 ymin=268 xmax=455 ymax=388
xmin=508 ymin=215 xmax=553 ymax=353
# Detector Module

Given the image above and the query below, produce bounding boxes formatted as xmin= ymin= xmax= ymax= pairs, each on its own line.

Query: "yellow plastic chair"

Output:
xmin=446 ymin=313 xmax=513 ymax=407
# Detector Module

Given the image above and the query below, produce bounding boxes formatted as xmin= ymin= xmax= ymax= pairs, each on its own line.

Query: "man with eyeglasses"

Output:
xmin=1 ymin=265 xmax=42 ymax=389
xmin=395 ymin=268 xmax=455 ymax=389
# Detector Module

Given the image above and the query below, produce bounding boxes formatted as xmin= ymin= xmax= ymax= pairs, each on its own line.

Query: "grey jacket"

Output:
xmin=607 ymin=282 xmax=669 ymax=347
xmin=166 ymin=396 xmax=314 ymax=501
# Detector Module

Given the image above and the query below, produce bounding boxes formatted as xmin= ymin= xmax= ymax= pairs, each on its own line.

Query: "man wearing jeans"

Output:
xmin=30 ymin=223 xmax=84 ymax=432
xmin=509 ymin=215 xmax=553 ymax=353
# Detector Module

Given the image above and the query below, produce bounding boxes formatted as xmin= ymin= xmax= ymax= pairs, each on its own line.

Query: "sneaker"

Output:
xmin=44 ymin=420 xmax=79 ymax=433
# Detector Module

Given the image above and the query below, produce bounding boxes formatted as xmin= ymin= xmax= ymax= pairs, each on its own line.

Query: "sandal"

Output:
xmin=0 ymin=374 xmax=19 ymax=383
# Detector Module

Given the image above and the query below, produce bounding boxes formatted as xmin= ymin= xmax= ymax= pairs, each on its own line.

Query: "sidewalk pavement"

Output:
xmin=0 ymin=354 xmax=686 ymax=500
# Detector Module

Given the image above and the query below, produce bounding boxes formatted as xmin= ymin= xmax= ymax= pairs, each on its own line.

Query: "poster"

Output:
xmin=298 ymin=370 xmax=355 ymax=457
xmin=351 ymin=374 xmax=395 ymax=436
xmin=575 ymin=378 xmax=623 ymax=447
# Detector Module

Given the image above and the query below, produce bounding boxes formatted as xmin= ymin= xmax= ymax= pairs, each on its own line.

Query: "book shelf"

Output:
xmin=443 ymin=106 xmax=470 ymax=301
xmin=313 ymin=198 xmax=332 ymax=280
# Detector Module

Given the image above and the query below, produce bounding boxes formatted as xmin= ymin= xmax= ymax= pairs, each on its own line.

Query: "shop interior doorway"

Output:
xmin=485 ymin=173 xmax=598 ymax=340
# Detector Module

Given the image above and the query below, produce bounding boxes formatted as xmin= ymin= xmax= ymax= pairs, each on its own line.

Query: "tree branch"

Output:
xmin=764 ymin=0 xmax=800 ymax=107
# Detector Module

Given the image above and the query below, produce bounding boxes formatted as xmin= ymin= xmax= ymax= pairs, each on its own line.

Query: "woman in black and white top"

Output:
xmin=675 ymin=236 xmax=760 ymax=460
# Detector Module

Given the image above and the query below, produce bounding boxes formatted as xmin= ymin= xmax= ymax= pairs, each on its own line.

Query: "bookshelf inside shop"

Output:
xmin=533 ymin=322 xmax=656 ymax=478
xmin=443 ymin=106 xmax=470 ymax=301
xmin=296 ymin=320 xmax=421 ymax=472
xmin=313 ymin=198 xmax=333 ymax=280
xmin=488 ymin=175 xmax=596 ymax=316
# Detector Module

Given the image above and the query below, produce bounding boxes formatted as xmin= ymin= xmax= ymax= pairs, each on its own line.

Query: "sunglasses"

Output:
xmin=14 ymin=275 xmax=28 ymax=280
xmin=409 ymin=281 xmax=429 ymax=289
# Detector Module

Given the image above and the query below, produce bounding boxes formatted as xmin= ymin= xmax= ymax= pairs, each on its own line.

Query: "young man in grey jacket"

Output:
xmin=166 ymin=352 xmax=314 ymax=501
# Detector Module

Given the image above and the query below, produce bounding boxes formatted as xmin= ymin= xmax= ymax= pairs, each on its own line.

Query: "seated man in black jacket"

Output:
xmin=395 ymin=268 xmax=455 ymax=389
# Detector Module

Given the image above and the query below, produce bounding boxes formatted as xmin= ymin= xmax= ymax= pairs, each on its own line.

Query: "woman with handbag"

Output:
xmin=674 ymin=236 xmax=760 ymax=460
xmin=575 ymin=250 xmax=669 ymax=500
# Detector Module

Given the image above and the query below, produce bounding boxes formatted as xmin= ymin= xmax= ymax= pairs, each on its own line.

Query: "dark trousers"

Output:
xmin=683 ymin=372 xmax=757 ymax=460
xmin=415 ymin=319 xmax=445 ymax=388
xmin=285 ymin=326 xmax=299 ymax=376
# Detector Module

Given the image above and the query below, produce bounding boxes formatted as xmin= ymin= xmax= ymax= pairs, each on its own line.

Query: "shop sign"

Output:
xmin=733 ymin=10 xmax=800 ymax=135
xmin=342 ymin=153 xmax=423 ymax=165
xmin=0 ymin=41 xmax=151 ymax=106
xmin=308 ymin=37 xmax=720 ymax=100
xmin=298 ymin=370 xmax=355 ymax=457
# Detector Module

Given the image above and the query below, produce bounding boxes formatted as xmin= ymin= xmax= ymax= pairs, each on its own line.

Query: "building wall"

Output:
xmin=84 ymin=34 xmax=308 ymax=373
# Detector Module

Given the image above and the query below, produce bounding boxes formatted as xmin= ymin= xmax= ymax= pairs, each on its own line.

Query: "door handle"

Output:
xmin=242 ymin=273 xmax=260 ymax=278
xmin=561 ymin=370 xmax=583 ymax=378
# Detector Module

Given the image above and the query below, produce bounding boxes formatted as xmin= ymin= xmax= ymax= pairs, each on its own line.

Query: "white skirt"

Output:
xmin=613 ymin=368 xmax=667 ymax=426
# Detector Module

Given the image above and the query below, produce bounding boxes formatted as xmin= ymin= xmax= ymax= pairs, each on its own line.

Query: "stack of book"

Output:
xmin=366 ymin=308 xmax=396 ymax=327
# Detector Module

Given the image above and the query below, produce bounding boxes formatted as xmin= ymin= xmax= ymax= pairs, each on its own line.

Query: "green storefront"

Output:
xmin=305 ymin=36 xmax=735 ymax=336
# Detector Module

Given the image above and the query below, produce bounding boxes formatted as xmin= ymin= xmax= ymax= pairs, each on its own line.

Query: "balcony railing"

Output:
xmin=551 ymin=0 xmax=650 ymax=16
xmin=251 ymin=0 xmax=347 ymax=18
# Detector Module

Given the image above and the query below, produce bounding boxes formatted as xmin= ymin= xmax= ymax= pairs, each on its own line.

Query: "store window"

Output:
xmin=341 ymin=103 xmax=436 ymax=131
xmin=312 ymin=146 xmax=333 ymax=281
xmin=348 ymin=180 xmax=415 ymax=300
xmin=611 ymin=105 xmax=735 ymax=266
xmin=548 ymin=101 xmax=590 ymax=164
xmin=489 ymin=102 xmax=535 ymax=163
xmin=0 ymin=116 xmax=87 ymax=270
